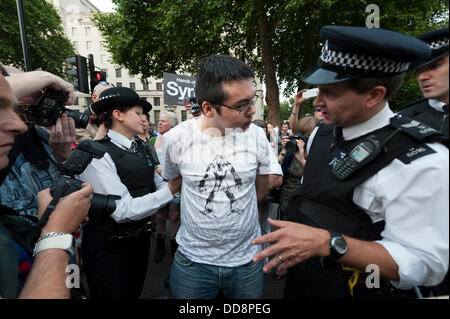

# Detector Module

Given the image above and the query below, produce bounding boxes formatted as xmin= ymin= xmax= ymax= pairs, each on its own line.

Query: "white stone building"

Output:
xmin=48 ymin=0 xmax=264 ymax=123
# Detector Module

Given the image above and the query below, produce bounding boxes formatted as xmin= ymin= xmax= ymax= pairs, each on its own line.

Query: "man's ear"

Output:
xmin=366 ymin=85 xmax=387 ymax=109
xmin=202 ymin=101 xmax=215 ymax=117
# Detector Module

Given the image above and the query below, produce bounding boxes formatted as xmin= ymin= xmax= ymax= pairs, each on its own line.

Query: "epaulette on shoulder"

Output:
xmin=77 ymin=139 xmax=109 ymax=159
xmin=390 ymin=114 xmax=447 ymax=145
xmin=60 ymin=140 xmax=109 ymax=175
xmin=397 ymin=98 xmax=428 ymax=114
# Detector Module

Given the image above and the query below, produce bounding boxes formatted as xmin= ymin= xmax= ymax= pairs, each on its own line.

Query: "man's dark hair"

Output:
xmin=195 ymin=55 xmax=254 ymax=115
xmin=346 ymin=73 xmax=405 ymax=100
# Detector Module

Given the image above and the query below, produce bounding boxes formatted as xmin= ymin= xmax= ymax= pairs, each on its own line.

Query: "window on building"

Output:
xmin=117 ymin=82 xmax=122 ymax=87
xmin=142 ymin=82 xmax=149 ymax=91
xmin=73 ymin=41 xmax=79 ymax=50
xmin=154 ymin=110 xmax=160 ymax=123
xmin=85 ymin=27 xmax=91 ymax=36
xmin=156 ymin=83 xmax=163 ymax=90
xmin=115 ymin=68 xmax=122 ymax=78
xmin=154 ymin=97 xmax=161 ymax=106
xmin=129 ymin=82 xmax=135 ymax=90
xmin=86 ymin=41 xmax=92 ymax=50
xmin=71 ymin=27 xmax=77 ymax=36
xmin=74 ymin=97 xmax=79 ymax=105
xmin=101 ymin=55 xmax=108 ymax=64
xmin=181 ymin=110 xmax=187 ymax=121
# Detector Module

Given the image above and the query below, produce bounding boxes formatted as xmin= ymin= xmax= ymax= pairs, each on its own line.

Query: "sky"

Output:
xmin=89 ymin=0 xmax=116 ymax=12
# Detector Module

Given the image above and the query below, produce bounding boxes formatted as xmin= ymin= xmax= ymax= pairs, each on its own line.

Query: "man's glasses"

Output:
xmin=215 ymin=95 xmax=258 ymax=113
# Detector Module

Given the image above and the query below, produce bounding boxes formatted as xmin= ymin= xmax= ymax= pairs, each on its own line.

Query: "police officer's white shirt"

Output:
xmin=307 ymin=103 xmax=449 ymax=289
xmin=428 ymin=99 xmax=447 ymax=112
xmin=162 ymin=118 xmax=282 ymax=267
xmin=77 ymin=129 xmax=173 ymax=223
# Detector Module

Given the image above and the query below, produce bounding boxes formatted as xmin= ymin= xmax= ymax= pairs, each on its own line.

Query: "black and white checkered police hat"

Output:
xmin=416 ymin=27 xmax=449 ymax=69
xmin=301 ymin=26 xmax=431 ymax=85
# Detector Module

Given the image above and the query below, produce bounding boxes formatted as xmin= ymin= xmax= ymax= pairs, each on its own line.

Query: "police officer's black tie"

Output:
xmin=128 ymin=140 xmax=139 ymax=153
xmin=440 ymin=104 xmax=448 ymax=138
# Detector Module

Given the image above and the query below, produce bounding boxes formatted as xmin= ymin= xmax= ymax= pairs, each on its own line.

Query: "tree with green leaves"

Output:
xmin=0 ymin=0 xmax=75 ymax=77
xmin=94 ymin=0 xmax=448 ymax=125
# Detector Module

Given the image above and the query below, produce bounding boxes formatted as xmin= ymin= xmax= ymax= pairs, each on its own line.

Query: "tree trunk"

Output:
xmin=296 ymin=27 xmax=315 ymax=118
xmin=256 ymin=10 xmax=280 ymax=128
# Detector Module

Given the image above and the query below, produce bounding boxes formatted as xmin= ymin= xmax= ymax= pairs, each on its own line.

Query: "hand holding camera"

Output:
xmin=285 ymin=133 xmax=309 ymax=153
xmin=37 ymin=182 xmax=93 ymax=235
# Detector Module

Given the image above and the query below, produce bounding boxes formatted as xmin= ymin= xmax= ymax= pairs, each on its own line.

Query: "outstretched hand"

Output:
xmin=252 ymin=218 xmax=330 ymax=275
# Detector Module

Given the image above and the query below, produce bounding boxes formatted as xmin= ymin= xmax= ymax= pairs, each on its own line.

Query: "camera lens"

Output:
xmin=89 ymin=194 xmax=120 ymax=219
xmin=64 ymin=109 xmax=90 ymax=128
xmin=285 ymin=140 xmax=299 ymax=153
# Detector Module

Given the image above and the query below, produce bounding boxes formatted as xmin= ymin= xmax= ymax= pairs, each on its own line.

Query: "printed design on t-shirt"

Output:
xmin=198 ymin=154 xmax=243 ymax=216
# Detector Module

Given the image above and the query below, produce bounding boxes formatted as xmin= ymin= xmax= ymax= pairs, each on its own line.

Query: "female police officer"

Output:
xmin=77 ymin=86 xmax=181 ymax=299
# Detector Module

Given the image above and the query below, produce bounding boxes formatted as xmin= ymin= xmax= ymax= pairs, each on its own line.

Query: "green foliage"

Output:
xmin=278 ymin=97 xmax=315 ymax=122
xmin=95 ymin=0 xmax=448 ymax=114
xmin=94 ymin=0 xmax=261 ymax=80
xmin=0 ymin=0 xmax=75 ymax=77
xmin=278 ymin=0 xmax=449 ymax=97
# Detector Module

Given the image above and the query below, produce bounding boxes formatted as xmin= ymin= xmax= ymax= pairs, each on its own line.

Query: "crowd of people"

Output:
xmin=0 ymin=25 xmax=448 ymax=300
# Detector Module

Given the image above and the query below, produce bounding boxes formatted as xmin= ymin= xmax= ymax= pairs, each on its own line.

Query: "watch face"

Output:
xmin=332 ymin=237 xmax=348 ymax=254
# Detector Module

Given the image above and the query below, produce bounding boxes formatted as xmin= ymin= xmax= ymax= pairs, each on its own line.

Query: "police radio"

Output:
xmin=332 ymin=126 xmax=404 ymax=180
xmin=332 ymin=135 xmax=384 ymax=180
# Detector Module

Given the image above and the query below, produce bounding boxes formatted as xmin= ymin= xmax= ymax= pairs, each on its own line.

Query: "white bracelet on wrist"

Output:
xmin=33 ymin=233 xmax=75 ymax=257
xmin=37 ymin=232 xmax=67 ymax=242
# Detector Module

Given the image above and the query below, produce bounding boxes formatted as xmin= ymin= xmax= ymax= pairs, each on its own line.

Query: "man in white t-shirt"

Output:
xmin=162 ymin=54 xmax=282 ymax=299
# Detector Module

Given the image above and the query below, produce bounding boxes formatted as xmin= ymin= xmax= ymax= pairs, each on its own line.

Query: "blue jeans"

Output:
xmin=170 ymin=250 xmax=264 ymax=299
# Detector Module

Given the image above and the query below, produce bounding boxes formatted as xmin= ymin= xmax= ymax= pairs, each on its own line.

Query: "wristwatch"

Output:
xmin=328 ymin=231 xmax=348 ymax=260
xmin=33 ymin=233 xmax=76 ymax=257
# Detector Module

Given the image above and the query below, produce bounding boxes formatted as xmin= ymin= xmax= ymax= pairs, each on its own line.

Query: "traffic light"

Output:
xmin=66 ymin=55 xmax=89 ymax=94
xmin=88 ymin=54 xmax=107 ymax=93
xmin=91 ymin=70 xmax=107 ymax=90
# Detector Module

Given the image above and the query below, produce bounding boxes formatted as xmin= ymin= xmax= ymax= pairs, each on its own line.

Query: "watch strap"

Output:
xmin=33 ymin=234 xmax=75 ymax=257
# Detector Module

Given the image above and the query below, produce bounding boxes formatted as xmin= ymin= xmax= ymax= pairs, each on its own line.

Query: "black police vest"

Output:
xmin=97 ymin=137 xmax=156 ymax=197
xmin=286 ymin=121 xmax=440 ymax=241
xmin=399 ymin=99 xmax=448 ymax=137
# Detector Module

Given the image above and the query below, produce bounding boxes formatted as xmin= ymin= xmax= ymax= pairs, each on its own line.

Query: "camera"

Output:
xmin=50 ymin=176 xmax=119 ymax=219
xmin=26 ymin=88 xmax=90 ymax=128
xmin=285 ymin=133 xmax=309 ymax=153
